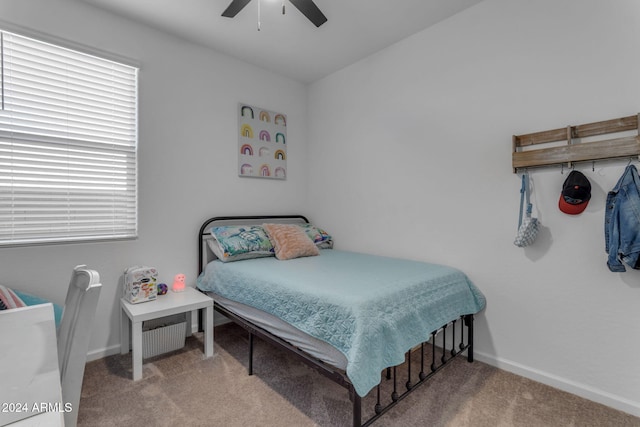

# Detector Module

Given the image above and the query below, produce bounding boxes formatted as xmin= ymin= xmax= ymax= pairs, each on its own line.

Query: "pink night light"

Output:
xmin=172 ymin=273 xmax=186 ymax=292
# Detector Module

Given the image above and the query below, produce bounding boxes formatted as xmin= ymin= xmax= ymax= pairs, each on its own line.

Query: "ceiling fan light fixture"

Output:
xmin=222 ymin=0 xmax=327 ymax=28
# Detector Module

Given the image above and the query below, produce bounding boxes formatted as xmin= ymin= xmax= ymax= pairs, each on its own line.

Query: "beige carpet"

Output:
xmin=78 ymin=323 xmax=640 ymax=427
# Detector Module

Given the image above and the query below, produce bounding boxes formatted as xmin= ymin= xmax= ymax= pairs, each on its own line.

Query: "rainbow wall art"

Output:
xmin=237 ymin=103 xmax=287 ymax=180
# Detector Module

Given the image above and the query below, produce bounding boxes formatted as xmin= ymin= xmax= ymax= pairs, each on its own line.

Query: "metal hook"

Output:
xmin=592 ymin=161 xmax=595 ymax=172
xmin=561 ymin=163 xmax=564 ymax=174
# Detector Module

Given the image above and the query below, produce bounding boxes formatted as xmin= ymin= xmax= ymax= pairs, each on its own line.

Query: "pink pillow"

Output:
xmin=263 ymin=223 xmax=320 ymax=260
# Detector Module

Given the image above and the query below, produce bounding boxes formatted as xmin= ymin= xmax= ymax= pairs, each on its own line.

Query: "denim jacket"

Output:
xmin=605 ymin=164 xmax=640 ymax=272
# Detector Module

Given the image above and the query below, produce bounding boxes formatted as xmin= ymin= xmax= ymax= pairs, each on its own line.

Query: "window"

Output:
xmin=0 ymin=30 xmax=138 ymax=246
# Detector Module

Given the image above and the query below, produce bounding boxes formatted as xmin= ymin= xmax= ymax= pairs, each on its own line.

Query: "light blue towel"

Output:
xmin=197 ymin=250 xmax=486 ymax=396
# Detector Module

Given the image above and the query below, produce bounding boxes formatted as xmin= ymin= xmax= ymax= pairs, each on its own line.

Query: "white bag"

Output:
xmin=123 ymin=266 xmax=158 ymax=304
xmin=514 ymin=173 xmax=539 ymax=247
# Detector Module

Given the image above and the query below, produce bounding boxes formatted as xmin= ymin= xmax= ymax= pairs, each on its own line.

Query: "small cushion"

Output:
xmin=210 ymin=225 xmax=274 ymax=262
xmin=300 ymin=224 xmax=333 ymax=249
xmin=263 ymin=223 xmax=320 ymax=260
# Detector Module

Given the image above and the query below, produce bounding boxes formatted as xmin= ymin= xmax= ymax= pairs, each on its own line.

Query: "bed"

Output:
xmin=196 ymin=215 xmax=486 ymax=426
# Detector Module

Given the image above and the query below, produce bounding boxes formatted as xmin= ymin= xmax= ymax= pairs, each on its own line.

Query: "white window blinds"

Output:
xmin=0 ymin=30 xmax=138 ymax=246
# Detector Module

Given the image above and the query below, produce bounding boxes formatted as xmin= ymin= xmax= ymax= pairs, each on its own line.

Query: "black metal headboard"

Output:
xmin=197 ymin=215 xmax=310 ymax=274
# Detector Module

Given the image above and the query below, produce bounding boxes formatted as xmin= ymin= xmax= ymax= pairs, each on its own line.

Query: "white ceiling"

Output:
xmin=78 ymin=0 xmax=483 ymax=84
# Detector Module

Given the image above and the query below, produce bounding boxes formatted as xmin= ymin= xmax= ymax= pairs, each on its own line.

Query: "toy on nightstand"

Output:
xmin=172 ymin=274 xmax=186 ymax=292
xmin=157 ymin=283 xmax=168 ymax=295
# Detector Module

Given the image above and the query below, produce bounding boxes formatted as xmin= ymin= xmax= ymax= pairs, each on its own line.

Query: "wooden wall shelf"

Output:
xmin=512 ymin=114 xmax=640 ymax=173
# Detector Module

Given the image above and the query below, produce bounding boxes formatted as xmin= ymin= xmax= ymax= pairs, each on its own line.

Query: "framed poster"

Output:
xmin=237 ymin=103 xmax=287 ymax=180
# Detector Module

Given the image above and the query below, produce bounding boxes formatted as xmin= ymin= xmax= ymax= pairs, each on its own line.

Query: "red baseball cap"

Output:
xmin=558 ymin=171 xmax=591 ymax=215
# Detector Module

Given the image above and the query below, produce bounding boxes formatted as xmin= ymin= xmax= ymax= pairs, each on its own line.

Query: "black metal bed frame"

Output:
xmin=198 ymin=215 xmax=476 ymax=427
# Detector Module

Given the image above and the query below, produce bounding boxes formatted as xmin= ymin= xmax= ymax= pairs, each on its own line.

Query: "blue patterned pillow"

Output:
xmin=210 ymin=225 xmax=274 ymax=262
xmin=300 ymin=224 xmax=333 ymax=249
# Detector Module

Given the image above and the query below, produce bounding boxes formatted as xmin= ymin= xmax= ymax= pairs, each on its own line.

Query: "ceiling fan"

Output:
xmin=222 ymin=0 xmax=328 ymax=28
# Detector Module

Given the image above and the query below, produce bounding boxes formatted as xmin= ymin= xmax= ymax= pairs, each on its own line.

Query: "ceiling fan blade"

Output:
xmin=289 ymin=0 xmax=327 ymax=27
xmin=222 ymin=0 xmax=253 ymax=18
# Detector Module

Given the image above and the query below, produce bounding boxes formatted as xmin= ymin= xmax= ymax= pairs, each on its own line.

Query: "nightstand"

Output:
xmin=120 ymin=286 xmax=213 ymax=380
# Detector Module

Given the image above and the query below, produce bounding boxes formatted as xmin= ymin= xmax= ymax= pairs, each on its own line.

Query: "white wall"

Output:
xmin=307 ymin=0 xmax=640 ymax=417
xmin=2 ymin=0 xmax=640 ymax=419
xmin=0 ymin=0 xmax=309 ymax=358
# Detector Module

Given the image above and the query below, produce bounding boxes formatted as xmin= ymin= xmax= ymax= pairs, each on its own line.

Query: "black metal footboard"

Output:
xmin=215 ymin=301 xmax=475 ymax=427
xmin=360 ymin=314 xmax=475 ymax=427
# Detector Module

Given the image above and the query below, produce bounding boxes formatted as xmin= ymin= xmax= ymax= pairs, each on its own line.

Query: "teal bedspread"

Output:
xmin=197 ymin=250 xmax=486 ymax=397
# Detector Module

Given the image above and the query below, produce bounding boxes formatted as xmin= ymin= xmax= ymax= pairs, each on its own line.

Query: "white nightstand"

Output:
xmin=120 ymin=286 xmax=213 ymax=380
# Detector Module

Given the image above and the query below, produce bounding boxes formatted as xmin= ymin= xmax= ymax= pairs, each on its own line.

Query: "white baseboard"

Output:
xmin=87 ymin=344 xmax=121 ymax=362
xmin=474 ymin=350 xmax=640 ymax=418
